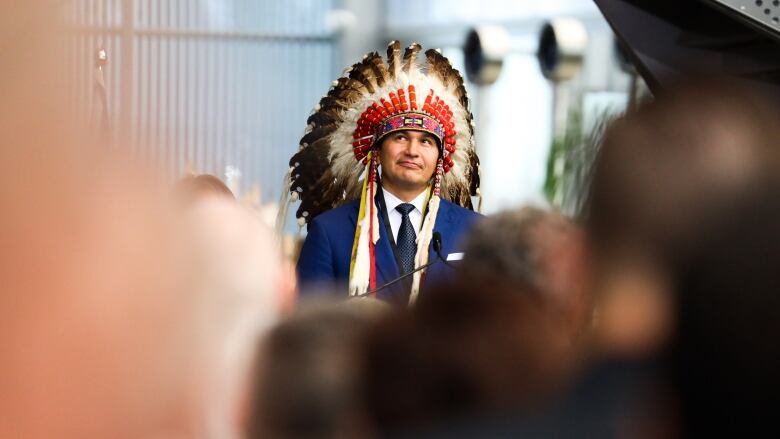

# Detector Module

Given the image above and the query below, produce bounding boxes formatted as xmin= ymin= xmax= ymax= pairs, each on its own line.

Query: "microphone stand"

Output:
xmin=351 ymin=254 xmax=442 ymax=299
xmin=350 ymin=232 xmax=458 ymax=299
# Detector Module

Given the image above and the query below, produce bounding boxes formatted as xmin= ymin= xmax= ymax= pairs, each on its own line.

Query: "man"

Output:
xmin=286 ymin=41 xmax=482 ymax=305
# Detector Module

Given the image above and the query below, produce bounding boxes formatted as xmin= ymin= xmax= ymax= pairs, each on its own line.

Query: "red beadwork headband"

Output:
xmin=373 ymin=113 xmax=443 ymax=144
xmin=351 ymin=85 xmax=458 ymax=172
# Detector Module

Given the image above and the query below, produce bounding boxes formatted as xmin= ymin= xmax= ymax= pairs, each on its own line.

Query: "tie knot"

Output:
xmin=396 ymin=203 xmax=415 ymax=216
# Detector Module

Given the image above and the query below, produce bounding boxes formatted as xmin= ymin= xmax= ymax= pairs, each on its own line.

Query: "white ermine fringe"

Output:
xmin=349 ymin=203 xmax=371 ymax=297
xmin=409 ymin=195 xmax=440 ymax=305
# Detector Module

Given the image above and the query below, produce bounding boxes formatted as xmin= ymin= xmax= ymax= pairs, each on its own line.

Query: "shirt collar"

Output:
xmin=383 ymin=187 xmax=428 ymax=214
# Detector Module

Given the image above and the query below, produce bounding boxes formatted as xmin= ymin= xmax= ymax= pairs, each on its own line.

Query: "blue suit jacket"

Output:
xmin=297 ymin=194 xmax=481 ymax=304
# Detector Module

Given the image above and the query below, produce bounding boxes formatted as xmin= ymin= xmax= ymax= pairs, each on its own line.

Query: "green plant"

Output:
xmin=544 ymin=107 xmax=615 ymax=217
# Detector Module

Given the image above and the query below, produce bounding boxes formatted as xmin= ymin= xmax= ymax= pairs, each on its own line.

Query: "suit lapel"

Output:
xmin=347 ymin=201 xmax=358 ymax=228
xmin=422 ymin=199 xmax=455 ymax=291
xmin=430 ymin=199 xmax=452 ymax=264
xmin=375 ymin=199 xmax=400 ymax=285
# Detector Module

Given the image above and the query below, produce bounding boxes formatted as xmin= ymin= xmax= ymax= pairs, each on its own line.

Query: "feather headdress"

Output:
xmin=281 ymin=41 xmax=480 ymax=303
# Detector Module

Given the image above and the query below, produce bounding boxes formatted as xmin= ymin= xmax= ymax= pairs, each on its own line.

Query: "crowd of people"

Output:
xmin=4 ymin=3 xmax=780 ymax=438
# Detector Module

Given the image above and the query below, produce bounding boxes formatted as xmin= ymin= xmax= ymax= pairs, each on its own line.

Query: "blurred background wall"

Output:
xmin=66 ymin=0 xmax=337 ymax=208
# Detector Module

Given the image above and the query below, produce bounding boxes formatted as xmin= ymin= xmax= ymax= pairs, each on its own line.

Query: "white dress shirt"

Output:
xmin=382 ymin=188 xmax=427 ymax=242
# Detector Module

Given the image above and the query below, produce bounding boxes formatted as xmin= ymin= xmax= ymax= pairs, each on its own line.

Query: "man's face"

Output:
xmin=378 ymin=130 xmax=440 ymax=193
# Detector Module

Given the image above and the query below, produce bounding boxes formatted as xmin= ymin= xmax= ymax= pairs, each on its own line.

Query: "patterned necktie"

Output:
xmin=395 ymin=203 xmax=417 ymax=275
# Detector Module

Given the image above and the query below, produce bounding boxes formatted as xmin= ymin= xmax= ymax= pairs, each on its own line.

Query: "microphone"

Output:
xmin=432 ymin=231 xmax=443 ymax=254
xmin=433 ymin=231 xmax=456 ymax=269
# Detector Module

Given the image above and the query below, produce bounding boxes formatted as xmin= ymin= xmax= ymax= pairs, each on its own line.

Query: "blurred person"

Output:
xmin=359 ymin=283 xmax=574 ymax=437
xmin=585 ymin=80 xmax=780 ymax=359
xmin=0 ymin=136 xmax=189 ymax=438
xmin=173 ymin=173 xmax=298 ymax=316
xmin=0 ymin=105 xmax=285 ymax=439
xmin=0 ymin=128 xmax=284 ymax=439
xmin=248 ymin=300 xmax=388 ymax=439
xmin=460 ymin=207 xmax=591 ymax=341
xmin=490 ymin=81 xmax=780 ymax=438
xmin=289 ymin=41 xmax=481 ymax=305
xmin=400 ymin=81 xmax=780 ymax=439
xmin=0 ymin=3 xmax=285 ymax=439
xmin=179 ymin=197 xmax=286 ymax=439
xmin=174 ymin=173 xmax=236 ymax=206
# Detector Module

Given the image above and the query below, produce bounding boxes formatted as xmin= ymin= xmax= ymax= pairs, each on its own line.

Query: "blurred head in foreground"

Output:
xmin=180 ymin=197 xmax=285 ymax=439
xmin=174 ymin=173 xmax=236 ymax=206
xmin=0 ymin=3 xmax=284 ymax=438
xmin=460 ymin=206 xmax=590 ymax=340
xmin=248 ymin=299 xmax=388 ymax=439
xmin=585 ymin=80 xmax=780 ymax=358
xmin=359 ymin=282 xmax=574 ymax=436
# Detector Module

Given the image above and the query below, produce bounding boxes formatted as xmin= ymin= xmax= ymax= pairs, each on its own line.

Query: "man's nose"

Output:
xmin=403 ymin=139 xmax=422 ymax=156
